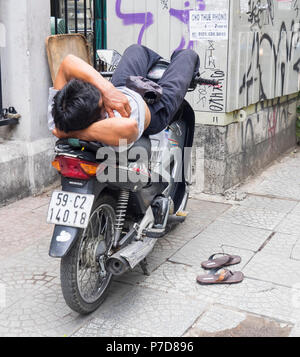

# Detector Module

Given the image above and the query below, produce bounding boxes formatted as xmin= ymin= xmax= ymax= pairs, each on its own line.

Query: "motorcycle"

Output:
xmin=47 ymin=50 xmax=219 ymax=314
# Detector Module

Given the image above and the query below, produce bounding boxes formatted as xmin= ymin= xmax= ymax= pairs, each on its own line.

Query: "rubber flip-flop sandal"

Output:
xmin=196 ymin=269 xmax=244 ymax=285
xmin=201 ymin=253 xmax=241 ymax=270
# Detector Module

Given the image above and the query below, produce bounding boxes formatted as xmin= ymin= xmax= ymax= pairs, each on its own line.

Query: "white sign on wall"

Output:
xmin=189 ymin=10 xmax=229 ymax=41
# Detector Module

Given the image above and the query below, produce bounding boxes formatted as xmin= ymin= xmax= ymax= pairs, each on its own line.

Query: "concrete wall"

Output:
xmin=0 ymin=0 xmax=58 ymax=204
xmin=193 ymin=95 xmax=299 ymax=193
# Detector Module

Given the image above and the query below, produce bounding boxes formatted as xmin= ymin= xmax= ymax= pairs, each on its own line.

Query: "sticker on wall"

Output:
xmin=189 ymin=10 xmax=229 ymax=41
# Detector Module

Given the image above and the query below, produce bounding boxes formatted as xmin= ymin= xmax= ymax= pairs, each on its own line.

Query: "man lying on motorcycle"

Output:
xmin=49 ymin=44 xmax=200 ymax=148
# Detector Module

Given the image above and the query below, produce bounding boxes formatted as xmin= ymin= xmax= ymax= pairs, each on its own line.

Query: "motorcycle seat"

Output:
xmin=55 ymin=136 xmax=151 ymax=163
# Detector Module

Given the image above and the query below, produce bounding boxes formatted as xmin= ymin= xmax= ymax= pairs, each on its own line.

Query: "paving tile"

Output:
xmin=0 ymin=208 xmax=54 ymax=260
xmin=73 ymin=317 xmax=155 ymax=337
xmin=0 ymin=280 xmax=131 ymax=337
xmin=247 ymin=180 xmax=300 ymax=201
xmin=289 ymin=202 xmax=300 ymax=215
xmin=275 ymin=213 xmax=300 ymax=235
xmin=169 ymin=199 xmax=231 ymax=239
xmin=169 ymin=237 xmax=254 ymax=271
xmin=242 ymin=251 xmax=300 ymax=288
xmin=259 ymin=164 xmax=300 ymax=182
xmin=138 ymin=261 xmax=228 ymax=304
xmin=185 ymin=306 xmax=292 ymax=337
xmin=0 ymin=192 xmax=50 ymax=212
xmin=242 ymin=153 xmax=300 ymax=200
xmin=217 ymin=205 xmax=287 ymax=230
xmin=167 ymin=221 xmax=269 ymax=268
xmin=187 ymin=305 xmax=247 ymax=334
xmin=259 ymin=232 xmax=300 ymax=259
xmin=184 ymin=220 xmax=272 ymax=252
xmin=0 ymin=238 xmax=59 ymax=308
xmin=291 ymin=239 xmax=300 ymax=260
xmin=166 ymin=214 xmax=211 ymax=241
xmin=216 ymin=278 xmax=300 ymax=324
xmin=239 ymin=196 xmax=297 ymax=213
xmin=185 ymin=198 xmax=230 ymax=216
xmin=89 ymin=285 xmax=209 ymax=337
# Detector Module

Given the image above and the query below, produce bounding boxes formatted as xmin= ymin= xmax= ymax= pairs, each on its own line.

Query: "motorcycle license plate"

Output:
xmin=47 ymin=191 xmax=95 ymax=229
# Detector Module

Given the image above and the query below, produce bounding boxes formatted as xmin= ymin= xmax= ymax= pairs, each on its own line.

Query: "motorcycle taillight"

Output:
xmin=52 ymin=156 xmax=98 ymax=180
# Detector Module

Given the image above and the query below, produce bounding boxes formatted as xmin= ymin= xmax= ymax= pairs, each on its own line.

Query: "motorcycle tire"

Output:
xmin=60 ymin=194 xmax=116 ymax=315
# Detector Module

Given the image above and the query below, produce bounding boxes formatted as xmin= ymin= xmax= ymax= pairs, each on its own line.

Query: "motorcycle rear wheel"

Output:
xmin=60 ymin=195 xmax=116 ymax=314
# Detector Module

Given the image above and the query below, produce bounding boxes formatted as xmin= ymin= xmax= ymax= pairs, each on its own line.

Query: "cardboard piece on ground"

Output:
xmin=45 ymin=34 xmax=91 ymax=84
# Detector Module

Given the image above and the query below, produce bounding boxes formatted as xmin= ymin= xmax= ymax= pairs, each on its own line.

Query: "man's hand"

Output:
xmin=102 ymin=86 xmax=131 ymax=118
xmin=54 ymin=55 xmax=131 ymax=118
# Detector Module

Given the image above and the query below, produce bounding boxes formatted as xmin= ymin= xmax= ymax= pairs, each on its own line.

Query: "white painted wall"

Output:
xmin=0 ymin=0 xmax=58 ymax=204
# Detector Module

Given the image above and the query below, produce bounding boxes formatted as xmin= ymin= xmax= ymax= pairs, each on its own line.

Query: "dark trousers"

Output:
xmin=111 ymin=44 xmax=200 ymax=135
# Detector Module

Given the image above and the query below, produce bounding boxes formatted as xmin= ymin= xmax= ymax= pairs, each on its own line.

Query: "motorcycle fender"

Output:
xmin=49 ymin=225 xmax=82 ymax=258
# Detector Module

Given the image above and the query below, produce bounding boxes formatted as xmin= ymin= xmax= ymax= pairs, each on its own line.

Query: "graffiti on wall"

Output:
xmin=246 ymin=0 xmax=275 ymax=29
xmin=239 ymin=19 xmax=300 ymax=106
xmin=236 ymin=97 xmax=292 ymax=154
xmin=115 ymin=0 xmax=154 ymax=45
xmin=114 ymin=0 xmax=300 ymax=115
xmin=169 ymin=0 xmax=206 ymax=50
xmin=293 ymin=0 xmax=300 ymax=17
xmin=115 ymin=0 xmax=206 ymax=50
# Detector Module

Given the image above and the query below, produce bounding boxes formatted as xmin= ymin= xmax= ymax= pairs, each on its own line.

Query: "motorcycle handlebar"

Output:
xmin=99 ymin=72 xmax=221 ymax=89
xmin=194 ymin=76 xmax=221 ymax=87
xmin=100 ymin=71 xmax=114 ymax=78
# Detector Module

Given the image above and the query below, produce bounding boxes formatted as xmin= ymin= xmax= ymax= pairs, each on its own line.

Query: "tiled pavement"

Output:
xmin=1 ymin=149 xmax=300 ymax=336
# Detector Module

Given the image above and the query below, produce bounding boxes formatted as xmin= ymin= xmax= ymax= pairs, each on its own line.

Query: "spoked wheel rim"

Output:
xmin=76 ymin=204 xmax=115 ymax=304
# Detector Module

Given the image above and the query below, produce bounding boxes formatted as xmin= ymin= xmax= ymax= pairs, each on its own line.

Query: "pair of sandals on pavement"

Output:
xmin=196 ymin=253 xmax=244 ymax=285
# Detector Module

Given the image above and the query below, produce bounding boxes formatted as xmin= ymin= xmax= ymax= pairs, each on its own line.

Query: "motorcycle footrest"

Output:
xmin=167 ymin=213 xmax=187 ymax=225
xmin=143 ymin=227 xmax=166 ymax=239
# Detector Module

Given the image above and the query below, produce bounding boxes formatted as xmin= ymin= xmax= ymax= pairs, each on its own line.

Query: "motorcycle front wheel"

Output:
xmin=60 ymin=195 xmax=116 ymax=314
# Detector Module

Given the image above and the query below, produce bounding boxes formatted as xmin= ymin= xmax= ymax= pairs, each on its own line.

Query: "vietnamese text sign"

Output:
xmin=189 ymin=10 xmax=229 ymax=41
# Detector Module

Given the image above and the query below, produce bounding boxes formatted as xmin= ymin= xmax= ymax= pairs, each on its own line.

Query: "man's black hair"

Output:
xmin=52 ymin=79 xmax=102 ymax=133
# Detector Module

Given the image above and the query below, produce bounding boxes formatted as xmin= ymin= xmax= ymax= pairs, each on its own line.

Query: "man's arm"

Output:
xmin=54 ymin=54 xmax=131 ymax=118
xmin=53 ymin=117 xmax=139 ymax=146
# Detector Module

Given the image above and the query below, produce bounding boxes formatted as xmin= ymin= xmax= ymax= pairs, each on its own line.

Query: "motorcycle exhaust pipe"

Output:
xmin=106 ymin=253 xmax=130 ymax=276
xmin=106 ymin=236 xmax=156 ymax=276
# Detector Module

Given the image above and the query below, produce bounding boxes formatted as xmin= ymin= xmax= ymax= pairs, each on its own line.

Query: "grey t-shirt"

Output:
xmin=48 ymin=86 xmax=145 ymax=151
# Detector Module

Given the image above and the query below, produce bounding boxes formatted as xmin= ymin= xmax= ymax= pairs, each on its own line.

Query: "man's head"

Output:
xmin=52 ymin=79 xmax=104 ymax=133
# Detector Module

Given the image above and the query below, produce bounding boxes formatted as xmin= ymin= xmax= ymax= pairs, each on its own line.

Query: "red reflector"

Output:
xmin=56 ymin=156 xmax=95 ymax=180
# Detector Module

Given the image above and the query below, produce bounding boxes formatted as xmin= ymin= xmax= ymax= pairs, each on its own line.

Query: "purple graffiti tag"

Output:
xmin=169 ymin=0 xmax=206 ymax=50
xmin=197 ymin=0 xmax=206 ymax=11
xmin=115 ymin=0 xmax=154 ymax=45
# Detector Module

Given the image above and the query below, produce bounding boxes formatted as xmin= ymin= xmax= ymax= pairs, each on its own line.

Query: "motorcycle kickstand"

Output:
xmin=140 ymin=258 xmax=150 ymax=276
